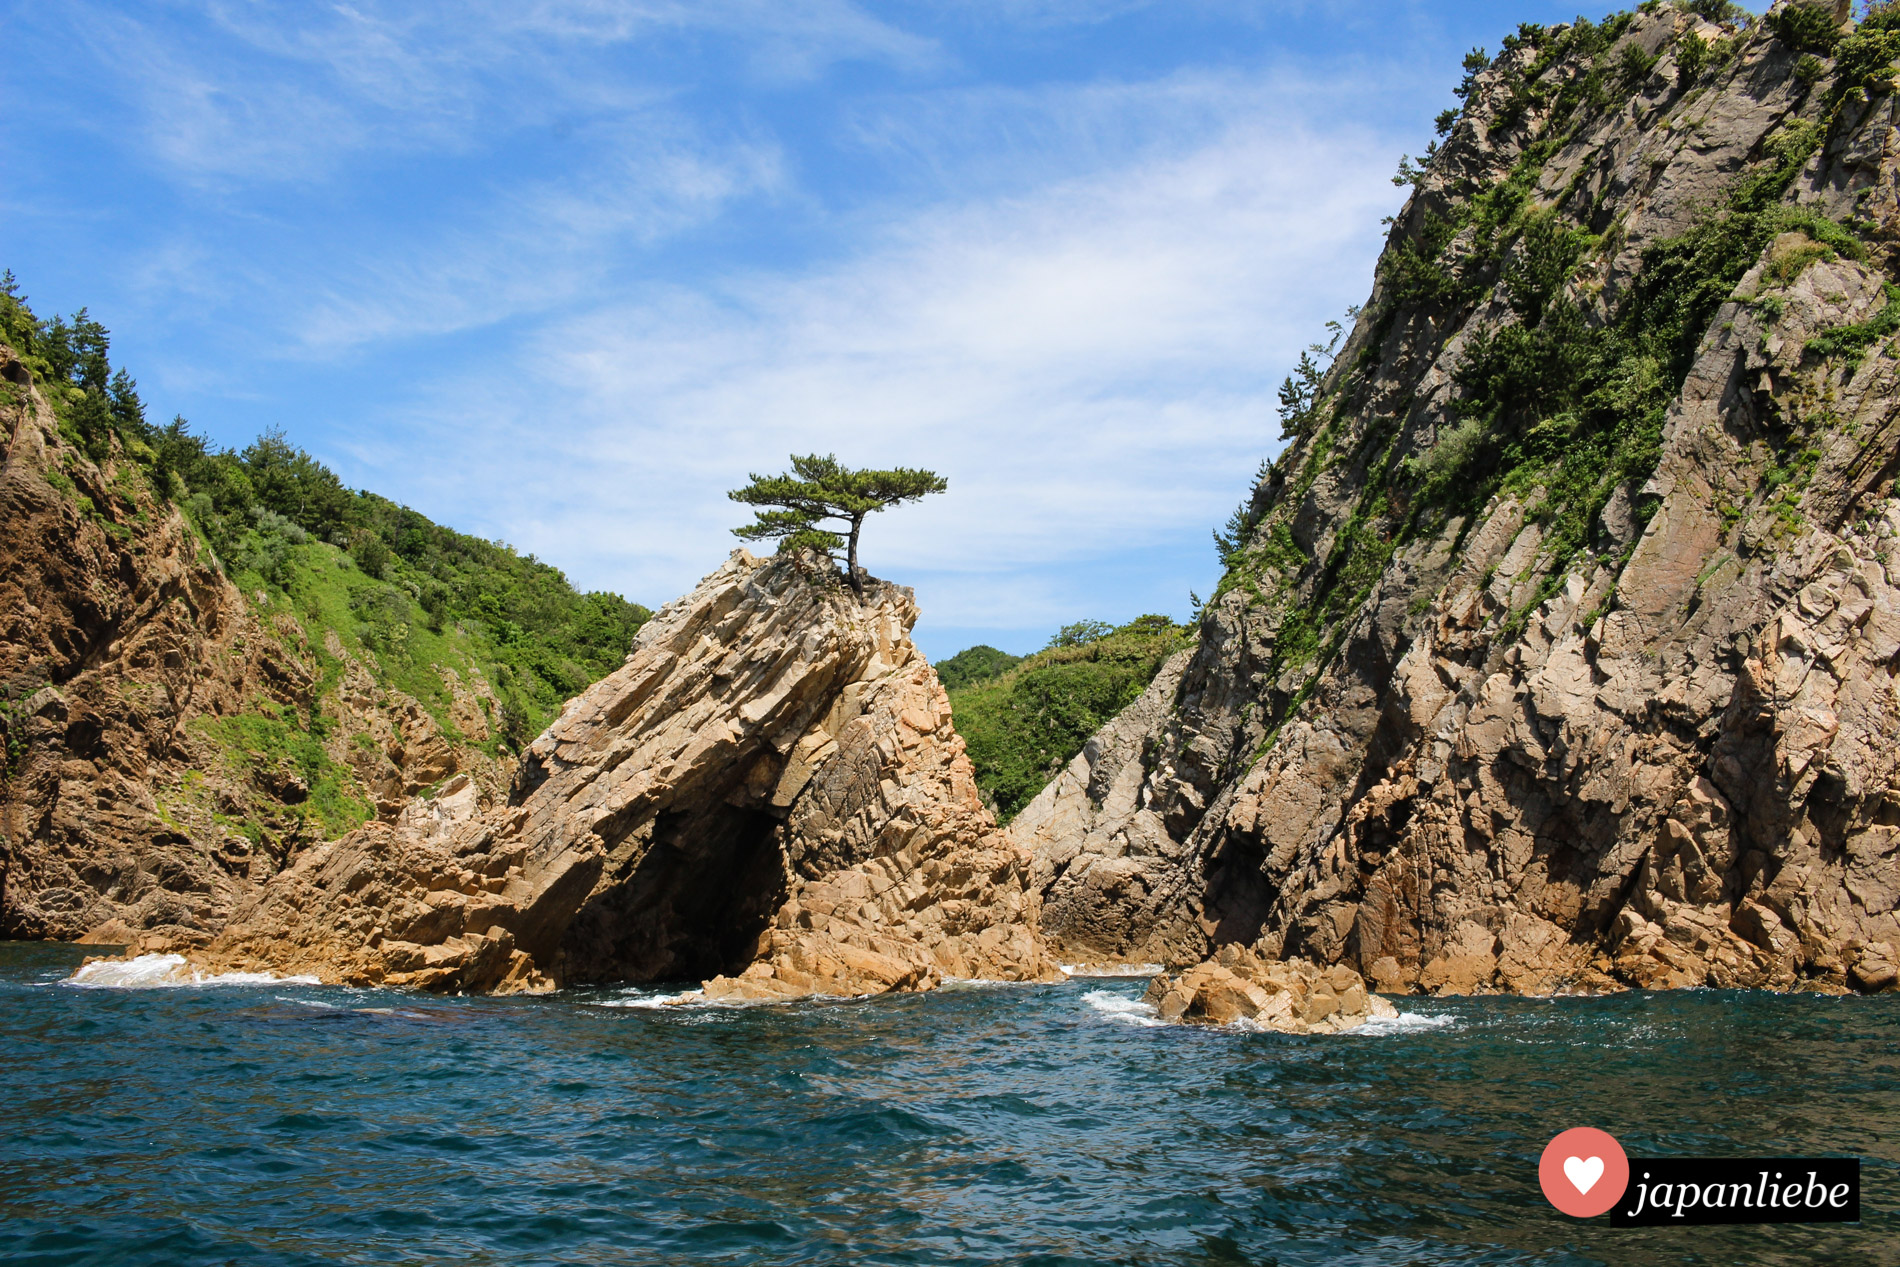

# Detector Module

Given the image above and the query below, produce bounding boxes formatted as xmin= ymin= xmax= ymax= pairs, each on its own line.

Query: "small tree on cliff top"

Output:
xmin=729 ymin=454 xmax=946 ymax=594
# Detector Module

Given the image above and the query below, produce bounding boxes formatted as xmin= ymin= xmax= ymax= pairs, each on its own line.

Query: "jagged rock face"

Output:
xmin=1013 ymin=650 xmax=1202 ymax=959
xmin=0 ymin=349 xmax=510 ymax=942
xmin=1017 ymin=6 xmax=1900 ymax=994
xmin=177 ymin=551 xmax=1061 ymax=996
xmin=0 ymin=349 xmax=304 ymax=940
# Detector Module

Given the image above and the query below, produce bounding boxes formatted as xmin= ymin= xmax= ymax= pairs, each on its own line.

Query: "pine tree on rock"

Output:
xmin=729 ymin=454 xmax=946 ymax=594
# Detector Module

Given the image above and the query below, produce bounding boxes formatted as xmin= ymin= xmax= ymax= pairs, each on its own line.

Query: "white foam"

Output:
xmin=594 ymin=987 xmax=834 ymax=1010
xmin=276 ymin=995 xmax=341 ymax=1009
xmin=1080 ymin=988 xmax=1167 ymax=1028
xmin=1062 ymin=963 xmax=1163 ymax=978
xmin=596 ymin=990 xmax=701 ymax=1010
xmin=66 ymin=953 xmax=321 ymax=990
xmin=1351 ymin=1010 xmax=1457 ymax=1036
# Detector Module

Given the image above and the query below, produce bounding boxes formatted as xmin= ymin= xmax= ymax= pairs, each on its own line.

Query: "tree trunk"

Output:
xmin=847 ymin=514 xmax=865 ymax=594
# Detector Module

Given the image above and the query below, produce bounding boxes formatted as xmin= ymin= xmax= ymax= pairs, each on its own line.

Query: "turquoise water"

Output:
xmin=1 ymin=943 xmax=1894 ymax=1266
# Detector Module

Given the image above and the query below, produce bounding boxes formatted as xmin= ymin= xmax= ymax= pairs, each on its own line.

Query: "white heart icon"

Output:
xmin=1564 ymin=1155 xmax=1604 ymax=1195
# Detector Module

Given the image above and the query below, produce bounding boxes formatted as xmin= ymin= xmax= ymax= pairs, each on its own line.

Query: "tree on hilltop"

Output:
xmin=728 ymin=454 xmax=946 ymax=594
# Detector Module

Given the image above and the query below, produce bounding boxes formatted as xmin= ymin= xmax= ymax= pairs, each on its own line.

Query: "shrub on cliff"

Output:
xmin=1766 ymin=1 xmax=1844 ymax=55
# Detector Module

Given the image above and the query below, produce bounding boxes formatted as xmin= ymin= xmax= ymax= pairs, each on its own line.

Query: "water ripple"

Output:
xmin=1 ymin=941 xmax=1895 ymax=1265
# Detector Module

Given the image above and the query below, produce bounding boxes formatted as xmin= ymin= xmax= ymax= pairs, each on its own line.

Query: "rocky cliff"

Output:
xmin=1014 ymin=2 xmax=1900 ymax=995
xmin=170 ymin=551 xmax=1061 ymax=997
xmin=0 ymin=341 xmax=517 ymax=943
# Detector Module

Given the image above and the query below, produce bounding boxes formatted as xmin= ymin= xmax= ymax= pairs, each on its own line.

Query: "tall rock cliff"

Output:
xmin=174 ymin=551 xmax=1062 ymax=996
xmin=1015 ymin=2 xmax=1900 ymax=995
xmin=0 ymin=341 xmax=516 ymax=943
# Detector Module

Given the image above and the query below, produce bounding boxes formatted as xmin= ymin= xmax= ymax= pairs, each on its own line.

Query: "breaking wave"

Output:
xmin=65 ymin=953 xmax=320 ymax=990
xmin=1352 ymin=1010 xmax=1458 ymax=1036
xmin=1080 ymin=988 xmax=1166 ymax=1028
xmin=1062 ymin=963 xmax=1163 ymax=978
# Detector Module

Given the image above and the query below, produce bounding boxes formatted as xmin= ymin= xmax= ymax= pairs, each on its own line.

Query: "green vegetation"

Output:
xmin=1209 ymin=9 xmax=1876 ymax=753
xmin=1 ymin=272 xmax=651 ymax=754
xmin=729 ymin=453 xmax=946 ymax=593
xmin=946 ymin=615 xmax=1192 ymax=822
xmin=1806 ymin=282 xmax=1900 ymax=368
xmin=936 ymin=645 xmax=1023 ymax=691
xmin=1831 ymin=6 xmax=1900 ymax=108
xmin=193 ymin=704 xmax=373 ymax=842
xmin=1766 ymin=1 xmax=1844 ymax=56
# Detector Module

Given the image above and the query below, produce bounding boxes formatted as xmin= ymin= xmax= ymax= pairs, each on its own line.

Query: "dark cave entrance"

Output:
xmin=555 ymin=804 xmax=790 ymax=986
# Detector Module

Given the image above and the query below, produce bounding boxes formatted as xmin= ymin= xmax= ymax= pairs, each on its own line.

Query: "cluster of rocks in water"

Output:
xmin=1145 ymin=945 xmax=1399 ymax=1033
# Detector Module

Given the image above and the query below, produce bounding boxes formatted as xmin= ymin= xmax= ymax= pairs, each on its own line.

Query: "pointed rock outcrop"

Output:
xmin=165 ymin=550 xmax=1061 ymax=995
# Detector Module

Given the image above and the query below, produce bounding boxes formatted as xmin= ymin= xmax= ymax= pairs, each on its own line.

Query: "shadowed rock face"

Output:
xmin=172 ymin=551 xmax=1061 ymax=996
xmin=1013 ymin=7 xmax=1900 ymax=995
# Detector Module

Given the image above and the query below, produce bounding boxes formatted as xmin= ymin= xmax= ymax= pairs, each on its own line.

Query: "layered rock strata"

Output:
xmin=1142 ymin=944 xmax=1398 ymax=1033
xmin=0 ymin=345 xmax=510 ymax=943
xmin=1016 ymin=4 xmax=1900 ymax=994
xmin=170 ymin=551 xmax=1062 ymax=996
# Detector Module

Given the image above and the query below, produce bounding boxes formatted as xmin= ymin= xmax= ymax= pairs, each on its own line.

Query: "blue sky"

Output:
xmin=2 ymin=1 xmax=1746 ymax=661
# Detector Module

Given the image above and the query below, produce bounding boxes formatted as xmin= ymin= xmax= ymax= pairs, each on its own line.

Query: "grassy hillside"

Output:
xmin=947 ymin=616 xmax=1191 ymax=822
xmin=2 ymin=273 xmax=648 ymax=810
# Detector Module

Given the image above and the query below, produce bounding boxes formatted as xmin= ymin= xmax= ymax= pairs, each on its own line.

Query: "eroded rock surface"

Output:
xmin=1143 ymin=944 xmax=1398 ymax=1033
xmin=1017 ymin=7 xmax=1900 ymax=995
xmin=168 ymin=551 xmax=1061 ymax=996
xmin=0 ymin=345 xmax=514 ymax=945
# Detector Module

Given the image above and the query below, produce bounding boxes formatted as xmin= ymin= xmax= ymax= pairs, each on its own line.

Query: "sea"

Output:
xmin=1 ymin=942 xmax=1894 ymax=1266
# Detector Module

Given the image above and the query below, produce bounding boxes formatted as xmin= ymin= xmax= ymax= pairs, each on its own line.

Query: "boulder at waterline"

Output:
xmin=1143 ymin=943 xmax=1397 ymax=1033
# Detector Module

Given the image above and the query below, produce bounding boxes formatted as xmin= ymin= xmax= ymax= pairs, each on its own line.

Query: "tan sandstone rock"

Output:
xmin=138 ymin=550 xmax=1061 ymax=998
xmin=1143 ymin=943 xmax=1397 ymax=1033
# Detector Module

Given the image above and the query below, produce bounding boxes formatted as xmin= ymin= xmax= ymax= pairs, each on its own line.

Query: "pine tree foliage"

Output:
xmin=729 ymin=453 xmax=946 ymax=592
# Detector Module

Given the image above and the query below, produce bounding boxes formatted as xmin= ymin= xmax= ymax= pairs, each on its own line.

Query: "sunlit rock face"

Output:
xmin=1014 ymin=7 xmax=1900 ymax=995
xmin=166 ymin=550 xmax=1061 ymax=997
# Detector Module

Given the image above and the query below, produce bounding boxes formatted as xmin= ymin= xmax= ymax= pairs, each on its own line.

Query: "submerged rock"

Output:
xmin=153 ymin=550 xmax=1062 ymax=997
xmin=1143 ymin=944 xmax=1397 ymax=1033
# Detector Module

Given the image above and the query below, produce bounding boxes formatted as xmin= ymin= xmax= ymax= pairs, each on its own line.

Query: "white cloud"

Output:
xmin=345 ymin=85 xmax=1405 ymax=627
xmin=290 ymin=123 xmax=789 ymax=351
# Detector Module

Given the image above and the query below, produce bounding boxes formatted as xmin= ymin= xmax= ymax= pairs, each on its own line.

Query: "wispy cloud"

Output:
xmin=343 ymin=80 xmax=1404 ymax=629
xmin=51 ymin=0 xmax=933 ymax=185
xmin=290 ymin=122 xmax=788 ymax=350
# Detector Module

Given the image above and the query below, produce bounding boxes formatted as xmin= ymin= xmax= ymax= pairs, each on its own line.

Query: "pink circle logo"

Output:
xmin=1539 ymin=1127 xmax=1630 ymax=1218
